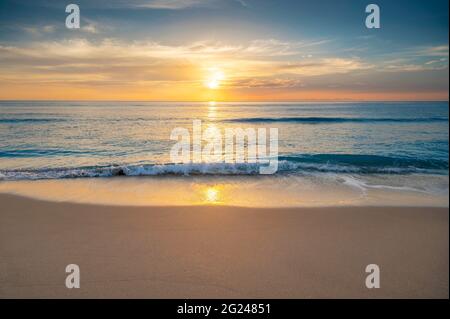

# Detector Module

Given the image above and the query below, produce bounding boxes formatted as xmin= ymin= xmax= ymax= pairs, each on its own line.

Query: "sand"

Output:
xmin=0 ymin=193 xmax=448 ymax=299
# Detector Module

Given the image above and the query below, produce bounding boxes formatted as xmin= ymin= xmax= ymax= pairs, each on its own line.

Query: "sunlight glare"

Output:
xmin=205 ymin=187 xmax=220 ymax=203
xmin=205 ymin=68 xmax=224 ymax=90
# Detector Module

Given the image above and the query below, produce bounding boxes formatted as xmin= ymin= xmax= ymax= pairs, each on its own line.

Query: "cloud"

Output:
xmin=425 ymin=58 xmax=448 ymax=65
xmin=230 ymin=77 xmax=304 ymax=89
xmin=0 ymin=37 xmax=367 ymax=91
xmin=22 ymin=25 xmax=56 ymax=36
xmin=277 ymin=58 xmax=374 ymax=76
xmin=0 ymin=38 xmax=326 ymax=60
xmin=242 ymin=39 xmax=329 ymax=57
xmin=366 ymin=45 xmax=449 ymax=73
xmin=134 ymin=0 xmax=213 ymax=10
xmin=418 ymin=45 xmax=449 ymax=57
xmin=382 ymin=62 xmax=448 ymax=72
xmin=234 ymin=0 xmax=249 ymax=8
xmin=132 ymin=0 xmax=249 ymax=10
xmin=0 ymin=38 xmax=446 ymax=98
xmin=82 ymin=22 xmax=99 ymax=34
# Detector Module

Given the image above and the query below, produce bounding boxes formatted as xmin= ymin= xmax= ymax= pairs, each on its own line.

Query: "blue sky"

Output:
xmin=0 ymin=0 xmax=448 ymax=100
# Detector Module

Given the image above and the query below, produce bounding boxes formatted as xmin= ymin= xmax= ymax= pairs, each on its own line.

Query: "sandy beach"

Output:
xmin=0 ymin=193 xmax=448 ymax=299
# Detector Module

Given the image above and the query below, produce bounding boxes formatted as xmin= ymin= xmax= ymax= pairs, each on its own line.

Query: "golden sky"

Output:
xmin=0 ymin=0 xmax=448 ymax=101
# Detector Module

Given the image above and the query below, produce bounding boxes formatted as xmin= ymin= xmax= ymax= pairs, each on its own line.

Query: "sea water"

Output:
xmin=0 ymin=101 xmax=448 ymax=207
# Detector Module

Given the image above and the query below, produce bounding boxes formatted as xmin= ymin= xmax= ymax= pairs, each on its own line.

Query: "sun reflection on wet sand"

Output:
xmin=204 ymin=186 xmax=221 ymax=204
xmin=0 ymin=176 xmax=447 ymax=208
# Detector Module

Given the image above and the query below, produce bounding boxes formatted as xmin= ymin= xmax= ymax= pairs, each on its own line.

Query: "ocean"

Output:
xmin=0 ymin=101 xmax=448 ymax=207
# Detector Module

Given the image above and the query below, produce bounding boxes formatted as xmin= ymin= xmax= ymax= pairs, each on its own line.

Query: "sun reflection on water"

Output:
xmin=208 ymin=101 xmax=217 ymax=118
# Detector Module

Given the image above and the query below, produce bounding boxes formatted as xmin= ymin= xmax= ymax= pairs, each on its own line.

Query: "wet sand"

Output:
xmin=0 ymin=193 xmax=448 ymax=298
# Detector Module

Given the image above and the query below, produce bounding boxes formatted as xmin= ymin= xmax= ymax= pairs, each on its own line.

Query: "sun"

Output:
xmin=205 ymin=68 xmax=225 ymax=90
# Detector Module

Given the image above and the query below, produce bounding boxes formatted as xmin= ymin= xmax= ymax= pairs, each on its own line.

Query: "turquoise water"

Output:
xmin=0 ymin=101 xmax=448 ymax=205
xmin=0 ymin=101 xmax=448 ymax=175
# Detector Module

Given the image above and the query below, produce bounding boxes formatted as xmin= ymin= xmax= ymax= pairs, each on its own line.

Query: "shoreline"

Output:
xmin=0 ymin=173 xmax=448 ymax=208
xmin=1 ymin=193 xmax=448 ymax=298
xmin=0 ymin=191 xmax=448 ymax=209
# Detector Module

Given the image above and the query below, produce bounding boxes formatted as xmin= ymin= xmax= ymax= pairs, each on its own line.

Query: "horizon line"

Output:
xmin=0 ymin=99 xmax=448 ymax=103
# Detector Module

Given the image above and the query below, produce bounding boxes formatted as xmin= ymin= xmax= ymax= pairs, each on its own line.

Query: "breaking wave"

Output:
xmin=0 ymin=154 xmax=447 ymax=181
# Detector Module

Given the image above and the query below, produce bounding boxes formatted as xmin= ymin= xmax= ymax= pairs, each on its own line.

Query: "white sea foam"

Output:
xmin=1 ymin=159 xmax=447 ymax=181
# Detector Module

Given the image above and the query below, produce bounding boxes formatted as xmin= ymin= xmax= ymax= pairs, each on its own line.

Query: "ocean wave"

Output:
xmin=0 ymin=154 xmax=448 ymax=180
xmin=278 ymin=154 xmax=449 ymax=171
xmin=225 ymin=116 xmax=448 ymax=124
xmin=0 ymin=118 xmax=67 ymax=124
xmin=0 ymin=149 xmax=98 ymax=158
xmin=0 ymin=163 xmax=264 ymax=180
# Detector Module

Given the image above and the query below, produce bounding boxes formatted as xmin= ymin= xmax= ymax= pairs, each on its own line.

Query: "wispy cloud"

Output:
xmin=0 ymin=37 xmax=372 ymax=89
xmin=22 ymin=25 xmax=56 ymax=36
xmin=80 ymin=18 xmax=114 ymax=34
xmin=234 ymin=0 xmax=249 ymax=8
xmin=0 ymin=38 xmax=326 ymax=60
xmin=130 ymin=0 xmax=248 ymax=10
xmin=417 ymin=45 xmax=449 ymax=57
xmin=375 ymin=45 xmax=449 ymax=72
xmin=0 ymin=37 xmax=447 ymax=100
xmin=134 ymin=0 xmax=214 ymax=10
xmin=279 ymin=58 xmax=374 ymax=76
xmin=82 ymin=20 xmax=100 ymax=34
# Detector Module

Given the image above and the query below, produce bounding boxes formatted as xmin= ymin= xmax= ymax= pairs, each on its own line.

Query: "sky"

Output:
xmin=0 ymin=0 xmax=448 ymax=101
